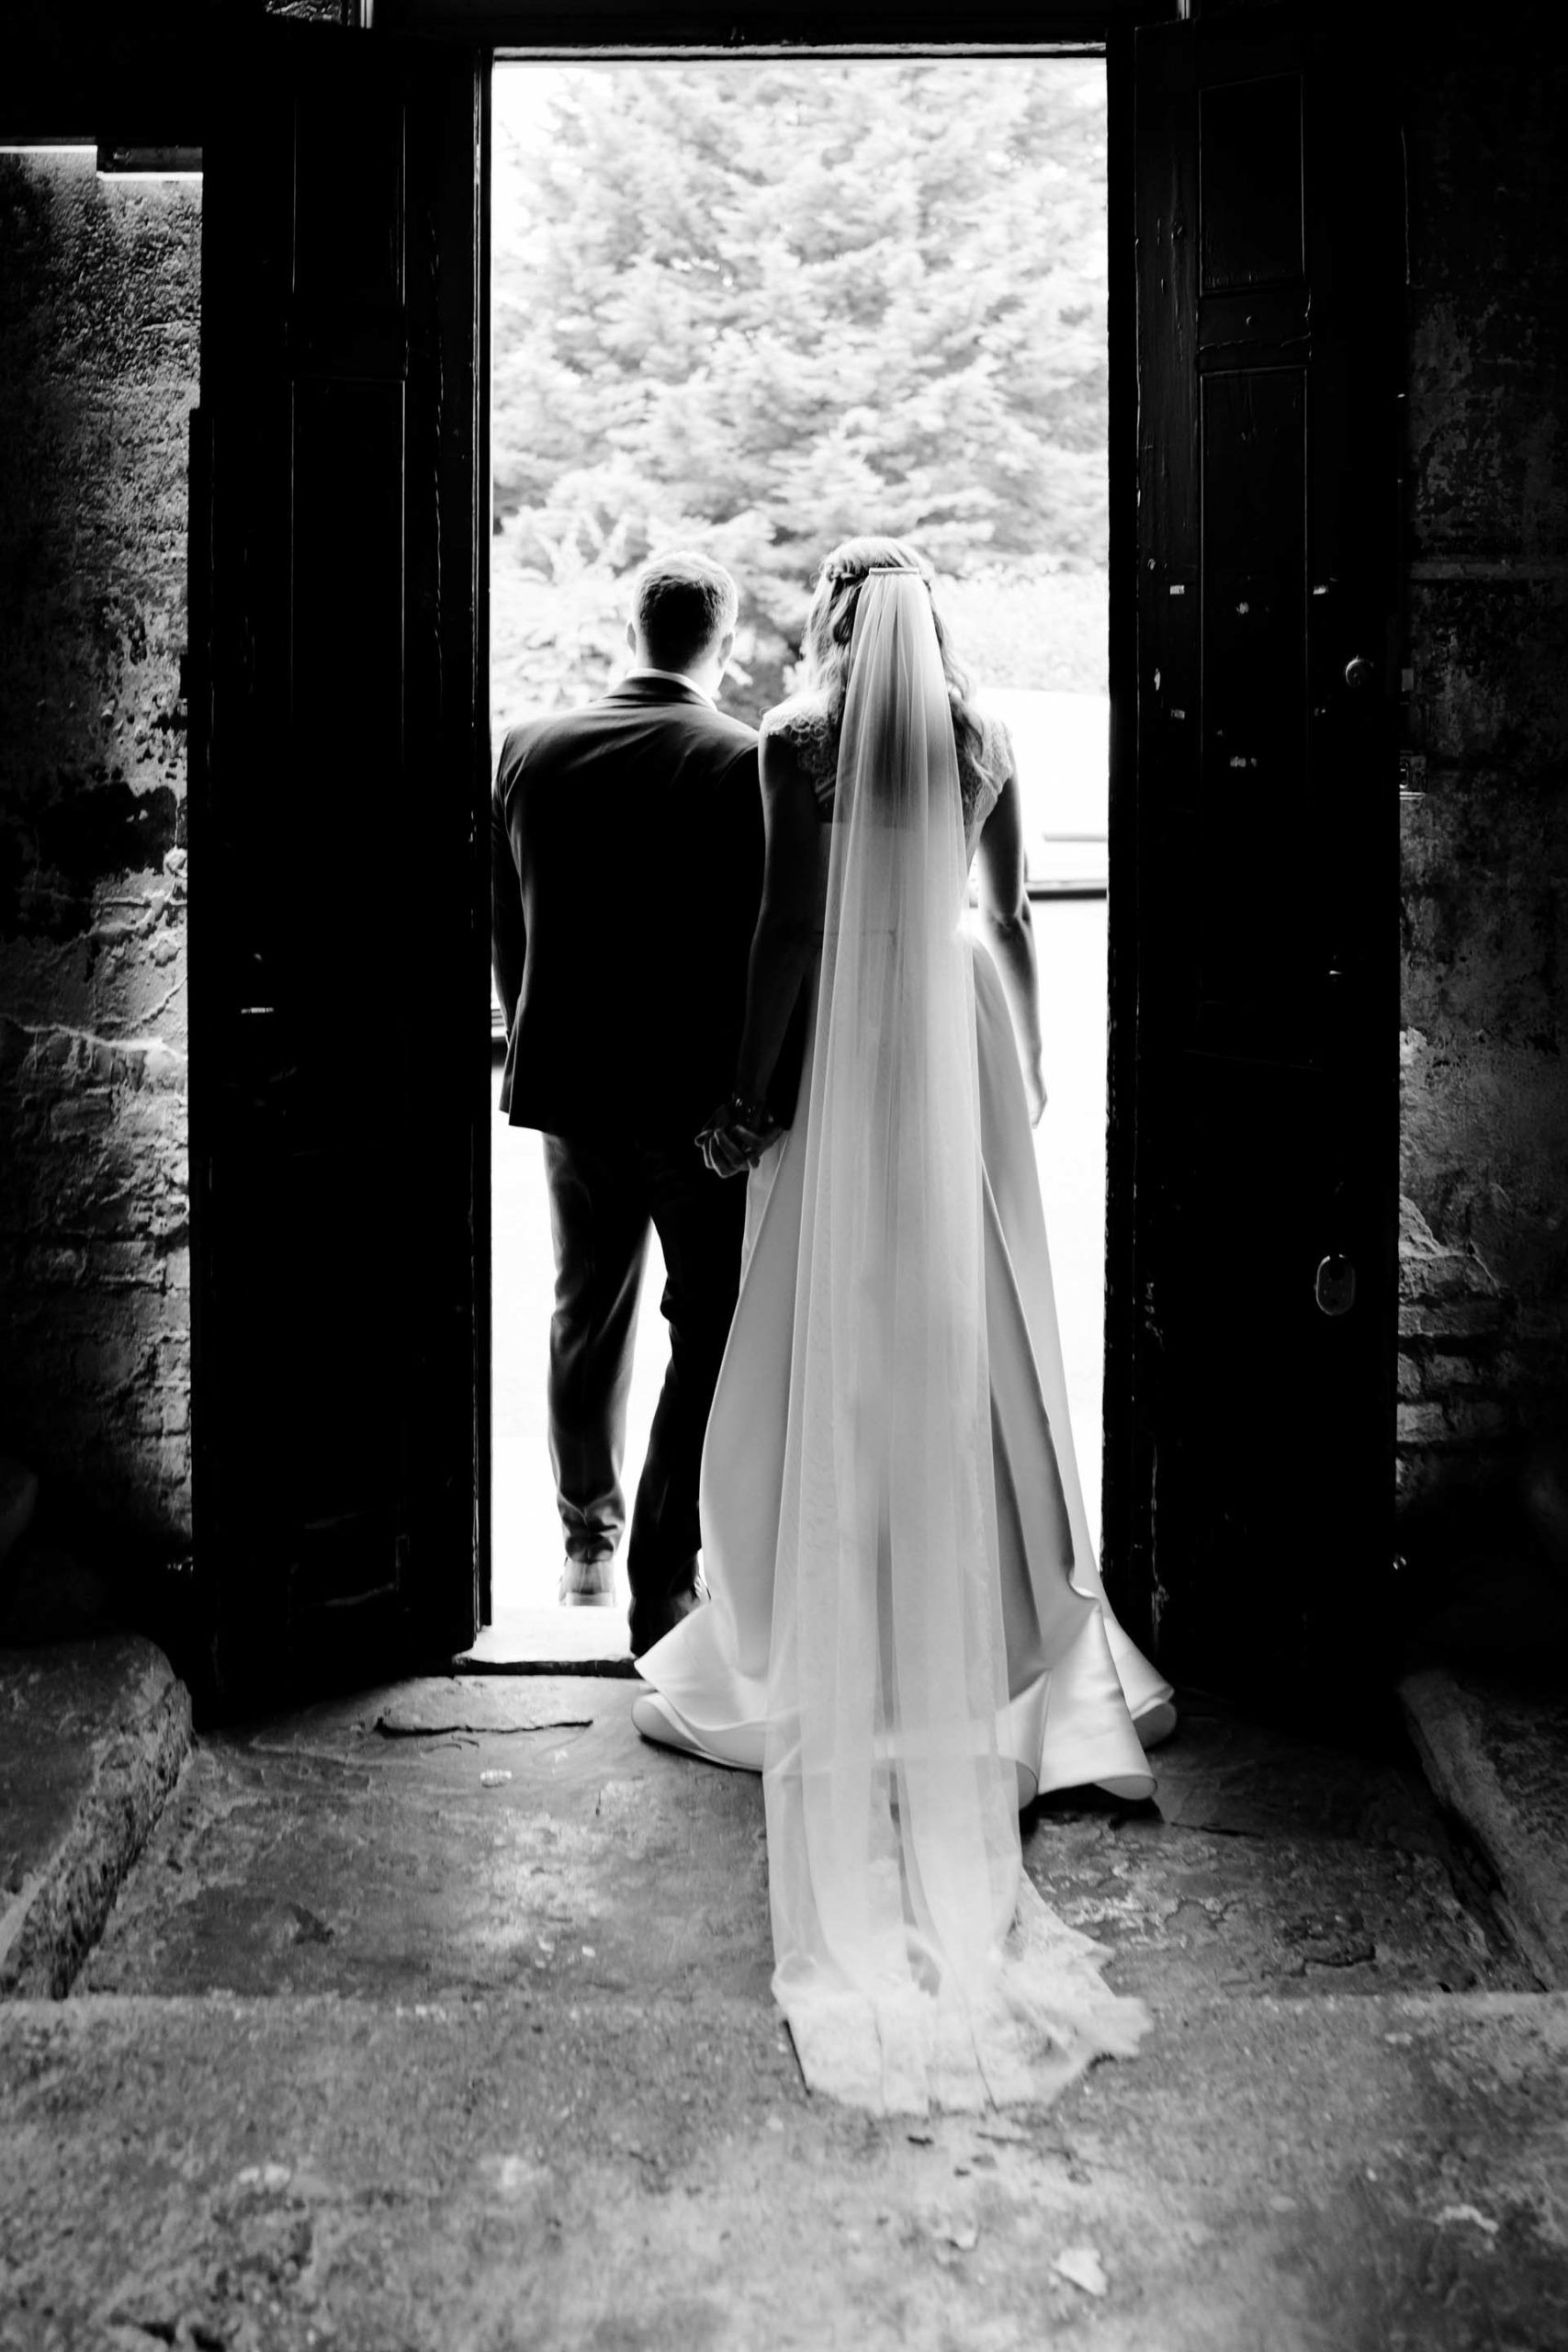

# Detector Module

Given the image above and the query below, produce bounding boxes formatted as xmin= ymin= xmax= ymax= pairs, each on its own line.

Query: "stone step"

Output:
xmin=1401 ymin=1665 xmax=1568 ymax=1987
xmin=0 ymin=1634 xmax=192 ymax=1999
xmin=2 ymin=1984 xmax=1563 ymax=2351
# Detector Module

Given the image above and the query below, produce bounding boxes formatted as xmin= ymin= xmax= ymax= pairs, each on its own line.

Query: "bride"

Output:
xmin=633 ymin=537 xmax=1175 ymax=2111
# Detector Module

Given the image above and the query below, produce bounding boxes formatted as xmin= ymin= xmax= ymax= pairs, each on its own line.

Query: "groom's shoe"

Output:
xmin=628 ymin=1574 xmax=709 ymax=1657
xmin=558 ymin=1555 xmax=616 ymax=1608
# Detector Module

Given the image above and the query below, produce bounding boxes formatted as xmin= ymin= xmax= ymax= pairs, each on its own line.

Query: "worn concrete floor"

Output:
xmin=4 ymin=1677 xmax=1567 ymax=2350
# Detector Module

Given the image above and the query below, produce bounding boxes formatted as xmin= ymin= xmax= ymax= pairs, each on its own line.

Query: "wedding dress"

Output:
xmin=635 ymin=570 xmax=1174 ymax=2113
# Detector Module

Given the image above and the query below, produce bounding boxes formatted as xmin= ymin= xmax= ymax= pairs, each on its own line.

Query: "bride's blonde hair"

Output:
xmin=801 ymin=535 xmax=992 ymax=786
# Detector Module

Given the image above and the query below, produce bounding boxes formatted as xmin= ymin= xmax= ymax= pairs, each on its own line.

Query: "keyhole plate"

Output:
xmin=1315 ymin=1253 xmax=1357 ymax=1316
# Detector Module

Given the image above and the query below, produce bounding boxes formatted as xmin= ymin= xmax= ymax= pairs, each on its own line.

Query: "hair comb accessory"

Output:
xmin=824 ymin=556 xmax=924 ymax=582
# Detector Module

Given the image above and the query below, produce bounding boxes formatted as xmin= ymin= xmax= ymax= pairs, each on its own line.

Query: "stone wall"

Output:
xmin=0 ymin=149 xmax=198 ymax=1546
xmin=1395 ymin=17 xmax=1568 ymax=1517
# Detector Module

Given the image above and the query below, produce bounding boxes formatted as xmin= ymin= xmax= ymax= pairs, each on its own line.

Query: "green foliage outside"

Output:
xmin=491 ymin=61 xmax=1109 ymax=733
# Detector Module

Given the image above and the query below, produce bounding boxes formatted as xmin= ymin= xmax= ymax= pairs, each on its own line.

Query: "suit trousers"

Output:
xmin=541 ymin=1125 xmax=747 ymax=1645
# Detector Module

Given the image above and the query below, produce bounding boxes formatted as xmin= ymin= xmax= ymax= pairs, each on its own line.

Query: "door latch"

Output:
xmin=1314 ymin=1253 xmax=1357 ymax=1316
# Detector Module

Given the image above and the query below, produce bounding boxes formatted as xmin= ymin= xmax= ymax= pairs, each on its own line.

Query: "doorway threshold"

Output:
xmin=457 ymin=1603 xmax=637 ymax=1678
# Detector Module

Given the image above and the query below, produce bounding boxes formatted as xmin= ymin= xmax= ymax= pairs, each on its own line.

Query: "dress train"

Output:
xmin=636 ymin=939 xmax=1174 ymax=1804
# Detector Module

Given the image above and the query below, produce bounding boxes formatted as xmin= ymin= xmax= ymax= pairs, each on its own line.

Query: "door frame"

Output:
xmin=403 ymin=0 xmax=1179 ymax=1635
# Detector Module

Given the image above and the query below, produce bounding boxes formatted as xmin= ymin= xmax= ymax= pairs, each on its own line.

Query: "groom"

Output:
xmin=491 ymin=551 xmax=768 ymax=1656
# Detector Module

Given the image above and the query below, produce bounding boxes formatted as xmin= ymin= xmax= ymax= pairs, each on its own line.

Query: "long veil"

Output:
xmin=762 ymin=569 xmax=1023 ymax=2103
xmin=761 ymin=569 xmax=1152 ymax=2112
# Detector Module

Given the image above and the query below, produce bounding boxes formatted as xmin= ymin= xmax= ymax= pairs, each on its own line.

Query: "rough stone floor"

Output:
xmin=4 ymin=1674 xmax=1567 ymax=2351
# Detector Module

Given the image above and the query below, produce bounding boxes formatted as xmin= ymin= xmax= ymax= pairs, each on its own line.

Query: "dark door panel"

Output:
xmin=191 ymin=23 xmax=487 ymax=1703
xmin=1121 ymin=7 xmax=1400 ymax=1695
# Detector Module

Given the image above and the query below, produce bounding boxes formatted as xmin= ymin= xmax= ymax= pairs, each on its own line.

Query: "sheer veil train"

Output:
xmin=756 ymin=567 xmax=1149 ymax=2110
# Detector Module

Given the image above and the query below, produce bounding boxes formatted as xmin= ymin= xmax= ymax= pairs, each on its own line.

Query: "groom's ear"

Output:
xmin=625 ymin=619 xmax=637 ymax=656
xmin=718 ymin=628 xmax=736 ymax=670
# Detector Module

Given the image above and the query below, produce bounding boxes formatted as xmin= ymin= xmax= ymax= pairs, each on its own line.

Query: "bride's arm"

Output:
xmin=974 ymin=764 xmax=1048 ymax=1125
xmin=731 ymin=724 xmax=821 ymax=1110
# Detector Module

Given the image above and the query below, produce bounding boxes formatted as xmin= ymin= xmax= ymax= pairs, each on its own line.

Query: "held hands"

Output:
xmin=698 ymin=1063 xmax=1038 ymax=1168
xmin=695 ymin=1092 xmax=785 ymax=1179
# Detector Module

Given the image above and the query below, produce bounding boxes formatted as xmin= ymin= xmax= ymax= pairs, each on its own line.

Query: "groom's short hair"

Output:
xmin=632 ymin=551 xmax=739 ymax=673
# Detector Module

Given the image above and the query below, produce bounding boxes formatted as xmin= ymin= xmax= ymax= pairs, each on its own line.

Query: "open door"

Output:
xmin=1113 ymin=7 xmax=1400 ymax=1697
xmin=190 ymin=21 xmax=488 ymax=1703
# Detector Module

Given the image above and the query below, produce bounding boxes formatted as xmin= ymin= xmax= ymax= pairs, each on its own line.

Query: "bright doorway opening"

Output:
xmin=477 ymin=56 xmax=1110 ymax=1662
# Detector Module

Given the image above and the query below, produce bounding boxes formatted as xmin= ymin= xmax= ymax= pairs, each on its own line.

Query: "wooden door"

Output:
xmin=1110 ymin=6 xmax=1400 ymax=1700
xmin=190 ymin=21 xmax=488 ymax=1703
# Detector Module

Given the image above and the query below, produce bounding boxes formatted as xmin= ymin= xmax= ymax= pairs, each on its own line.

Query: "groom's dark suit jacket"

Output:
xmin=491 ymin=675 xmax=773 ymax=1139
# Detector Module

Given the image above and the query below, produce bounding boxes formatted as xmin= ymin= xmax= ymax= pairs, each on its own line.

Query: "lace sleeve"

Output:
xmin=762 ymin=696 xmax=838 ymax=812
xmin=981 ymin=709 xmax=1016 ymax=789
xmin=960 ymin=709 xmax=1013 ymax=837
